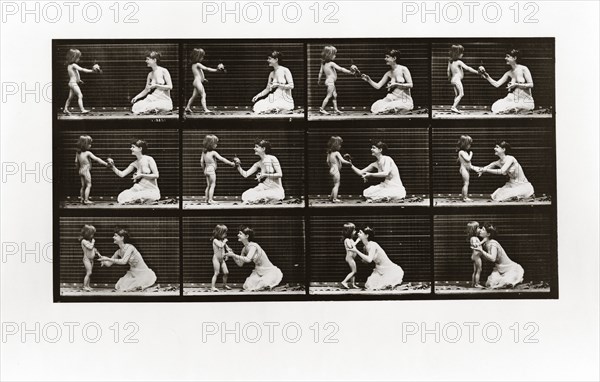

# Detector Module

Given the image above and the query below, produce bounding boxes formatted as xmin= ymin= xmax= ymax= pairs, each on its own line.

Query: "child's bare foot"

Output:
xmin=333 ymin=109 xmax=343 ymax=115
xmin=450 ymin=107 xmax=462 ymax=114
xmin=319 ymin=108 xmax=330 ymax=115
xmin=83 ymin=286 xmax=92 ymax=292
xmin=80 ymin=109 xmax=90 ymax=114
xmin=63 ymin=108 xmax=71 ymax=115
xmin=351 ymin=283 xmax=360 ymax=289
xmin=341 ymin=281 xmax=349 ymax=289
xmin=462 ymin=197 xmax=473 ymax=202
xmin=223 ymin=285 xmax=231 ymax=290
xmin=211 ymin=287 xmax=219 ymax=292
xmin=207 ymin=200 xmax=220 ymax=205
xmin=331 ymin=198 xmax=342 ymax=203
xmin=83 ymin=199 xmax=94 ymax=204
xmin=474 ymin=284 xmax=485 ymax=289
xmin=203 ymin=109 xmax=215 ymax=114
xmin=185 ymin=107 xmax=193 ymax=114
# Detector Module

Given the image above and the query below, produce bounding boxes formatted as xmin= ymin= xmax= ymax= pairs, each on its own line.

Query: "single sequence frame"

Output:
xmin=307 ymin=40 xmax=429 ymax=120
xmin=182 ymin=41 xmax=305 ymax=119
xmin=432 ymin=124 xmax=553 ymax=206
xmin=432 ymin=39 xmax=554 ymax=119
xmin=309 ymin=215 xmax=431 ymax=295
xmin=183 ymin=216 xmax=305 ymax=296
xmin=307 ymin=124 xmax=429 ymax=207
xmin=182 ymin=125 xmax=304 ymax=209
xmin=434 ymin=214 xmax=555 ymax=295
xmin=55 ymin=42 xmax=180 ymax=120
xmin=58 ymin=217 xmax=180 ymax=297
xmin=57 ymin=128 xmax=179 ymax=209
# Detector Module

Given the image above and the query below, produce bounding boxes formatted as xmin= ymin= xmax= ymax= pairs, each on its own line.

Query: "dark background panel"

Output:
xmin=432 ymin=125 xmax=553 ymax=195
xmin=432 ymin=40 xmax=554 ymax=108
xmin=183 ymin=216 xmax=305 ymax=285
xmin=60 ymin=217 xmax=179 ymax=284
xmin=434 ymin=214 xmax=552 ymax=282
xmin=183 ymin=127 xmax=304 ymax=198
xmin=55 ymin=43 xmax=179 ymax=108
xmin=309 ymin=216 xmax=430 ymax=283
xmin=307 ymin=41 xmax=430 ymax=110
xmin=183 ymin=42 xmax=305 ymax=108
xmin=308 ymin=127 xmax=429 ymax=196
xmin=59 ymin=129 xmax=179 ymax=199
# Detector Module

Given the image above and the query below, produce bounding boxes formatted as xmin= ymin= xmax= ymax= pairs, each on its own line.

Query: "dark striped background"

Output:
xmin=59 ymin=217 xmax=179 ymax=284
xmin=183 ymin=42 xmax=305 ymax=109
xmin=183 ymin=216 xmax=305 ymax=285
xmin=307 ymin=41 xmax=430 ymax=110
xmin=432 ymin=40 xmax=554 ymax=108
xmin=183 ymin=128 xmax=304 ymax=198
xmin=308 ymin=127 xmax=429 ymax=196
xmin=55 ymin=43 xmax=180 ymax=108
xmin=432 ymin=125 xmax=553 ymax=196
xmin=309 ymin=216 xmax=431 ymax=283
xmin=58 ymin=130 xmax=179 ymax=199
xmin=434 ymin=214 xmax=553 ymax=282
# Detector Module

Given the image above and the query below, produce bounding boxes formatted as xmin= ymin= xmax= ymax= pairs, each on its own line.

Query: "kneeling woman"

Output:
xmin=473 ymin=223 xmax=524 ymax=289
xmin=108 ymin=140 xmax=161 ymax=204
xmin=349 ymin=141 xmax=406 ymax=202
xmin=477 ymin=141 xmax=534 ymax=201
xmin=349 ymin=226 xmax=404 ymax=290
xmin=235 ymin=139 xmax=285 ymax=204
xmin=97 ymin=228 xmax=157 ymax=292
xmin=227 ymin=225 xmax=283 ymax=291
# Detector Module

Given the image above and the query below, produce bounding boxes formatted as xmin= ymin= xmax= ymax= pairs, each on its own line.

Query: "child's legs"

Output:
xmin=83 ymin=171 xmax=92 ymax=200
xmin=83 ymin=257 xmax=93 ymax=286
xmin=211 ymin=257 xmax=221 ymax=287
xmin=474 ymin=258 xmax=482 ymax=284
xmin=186 ymin=88 xmax=198 ymax=109
xmin=342 ymin=258 xmax=357 ymax=283
xmin=64 ymin=88 xmax=75 ymax=109
xmin=79 ymin=175 xmax=86 ymax=199
xmin=321 ymin=84 xmax=336 ymax=109
xmin=329 ymin=85 xmax=339 ymax=109
xmin=221 ymin=261 xmax=229 ymax=284
xmin=207 ymin=173 xmax=217 ymax=200
xmin=71 ymin=83 xmax=85 ymax=110
xmin=460 ymin=166 xmax=470 ymax=197
xmin=451 ymin=82 xmax=464 ymax=108
xmin=330 ymin=172 xmax=341 ymax=199
xmin=193 ymin=82 xmax=208 ymax=110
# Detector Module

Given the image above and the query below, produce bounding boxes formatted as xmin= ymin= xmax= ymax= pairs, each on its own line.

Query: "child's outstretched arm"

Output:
xmin=331 ymin=62 xmax=353 ymax=75
xmin=88 ymin=152 xmax=109 ymax=167
xmin=72 ymin=63 xmax=95 ymax=74
xmin=459 ymin=61 xmax=480 ymax=75
xmin=75 ymin=153 xmax=79 ymax=168
xmin=447 ymin=61 xmax=451 ymax=80
xmin=199 ymin=63 xmax=219 ymax=73
xmin=335 ymin=152 xmax=352 ymax=166
xmin=214 ymin=151 xmax=235 ymax=167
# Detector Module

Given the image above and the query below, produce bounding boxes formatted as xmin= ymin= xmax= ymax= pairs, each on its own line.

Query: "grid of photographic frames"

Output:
xmin=53 ymin=38 xmax=556 ymax=302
